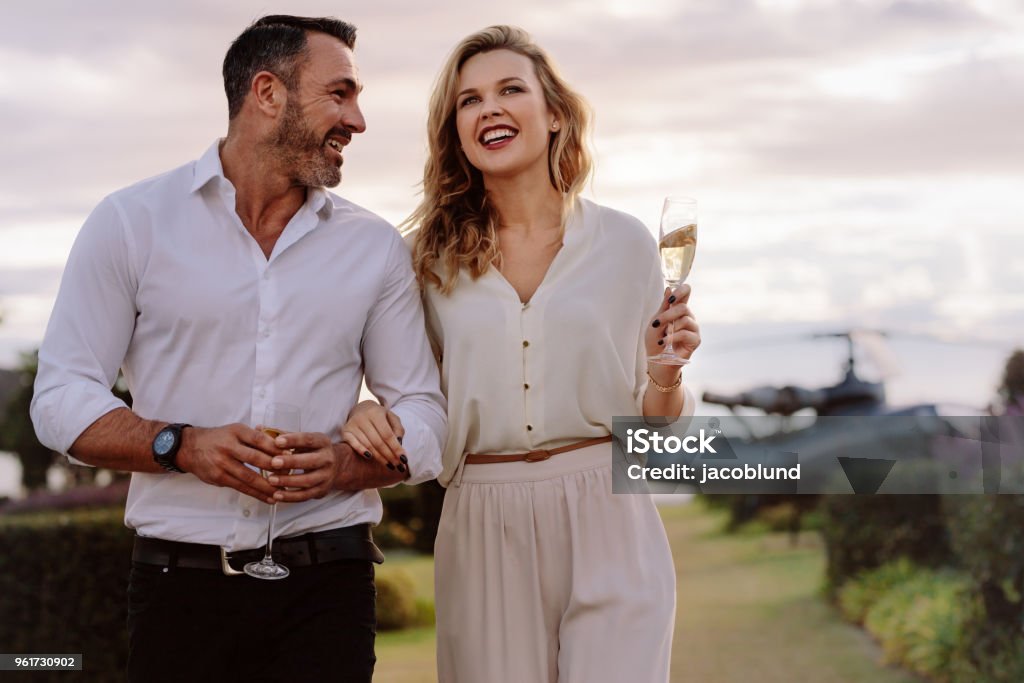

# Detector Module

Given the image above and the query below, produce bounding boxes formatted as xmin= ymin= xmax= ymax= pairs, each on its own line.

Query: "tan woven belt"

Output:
xmin=464 ymin=435 xmax=613 ymax=465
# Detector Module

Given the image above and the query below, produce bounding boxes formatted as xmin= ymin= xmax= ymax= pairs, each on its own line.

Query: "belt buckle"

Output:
xmin=220 ymin=547 xmax=246 ymax=576
xmin=523 ymin=449 xmax=551 ymax=463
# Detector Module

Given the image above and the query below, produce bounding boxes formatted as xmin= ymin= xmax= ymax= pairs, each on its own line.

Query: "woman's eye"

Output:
xmin=502 ymin=86 xmax=523 ymax=95
xmin=459 ymin=96 xmax=479 ymax=107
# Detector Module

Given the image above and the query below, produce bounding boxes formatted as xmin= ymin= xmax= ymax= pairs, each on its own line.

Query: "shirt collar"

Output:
xmin=190 ymin=139 xmax=226 ymax=194
xmin=563 ymin=195 xmax=587 ymax=240
xmin=308 ymin=186 xmax=334 ymax=219
xmin=190 ymin=139 xmax=335 ymax=219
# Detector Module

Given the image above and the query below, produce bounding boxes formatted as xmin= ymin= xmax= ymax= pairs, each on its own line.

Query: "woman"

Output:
xmin=344 ymin=26 xmax=700 ymax=682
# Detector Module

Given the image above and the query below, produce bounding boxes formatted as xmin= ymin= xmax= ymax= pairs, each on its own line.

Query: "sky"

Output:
xmin=1 ymin=0 xmax=1022 ymax=408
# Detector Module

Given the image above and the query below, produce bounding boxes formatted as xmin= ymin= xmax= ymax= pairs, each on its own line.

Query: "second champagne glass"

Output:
xmin=244 ymin=402 xmax=301 ymax=580
xmin=648 ymin=196 xmax=698 ymax=366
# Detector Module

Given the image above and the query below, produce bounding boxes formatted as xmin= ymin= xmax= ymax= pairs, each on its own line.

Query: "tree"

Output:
xmin=0 ymin=349 xmax=132 ymax=491
xmin=0 ymin=351 xmax=54 ymax=490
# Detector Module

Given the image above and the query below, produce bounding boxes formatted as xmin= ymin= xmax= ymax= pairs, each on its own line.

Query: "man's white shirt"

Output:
xmin=31 ymin=140 xmax=446 ymax=550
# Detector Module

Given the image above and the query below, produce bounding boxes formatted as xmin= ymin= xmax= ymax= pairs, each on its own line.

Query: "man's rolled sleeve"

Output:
xmin=361 ymin=230 xmax=447 ymax=485
xmin=30 ymin=196 xmax=138 ymax=462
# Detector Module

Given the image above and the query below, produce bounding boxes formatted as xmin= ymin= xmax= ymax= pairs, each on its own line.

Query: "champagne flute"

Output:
xmin=649 ymin=196 xmax=697 ymax=366
xmin=244 ymin=403 xmax=301 ymax=580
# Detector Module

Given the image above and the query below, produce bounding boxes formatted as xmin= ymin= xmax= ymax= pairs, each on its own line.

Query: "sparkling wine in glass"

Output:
xmin=244 ymin=403 xmax=301 ymax=580
xmin=649 ymin=196 xmax=697 ymax=366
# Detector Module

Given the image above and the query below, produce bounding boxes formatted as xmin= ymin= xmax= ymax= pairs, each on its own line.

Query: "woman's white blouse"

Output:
xmin=422 ymin=198 xmax=695 ymax=486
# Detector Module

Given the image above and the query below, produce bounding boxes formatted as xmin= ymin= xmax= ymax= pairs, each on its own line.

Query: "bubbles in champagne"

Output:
xmin=659 ymin=223 xmax=697 ymax=284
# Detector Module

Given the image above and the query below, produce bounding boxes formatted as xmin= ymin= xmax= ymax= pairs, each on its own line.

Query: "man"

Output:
xmin=30 ymin=15 xmax=446 ymax=683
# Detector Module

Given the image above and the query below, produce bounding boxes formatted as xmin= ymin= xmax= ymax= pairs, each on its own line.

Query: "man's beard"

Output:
xmin=269 ymin=99 xmax=342 ymax=188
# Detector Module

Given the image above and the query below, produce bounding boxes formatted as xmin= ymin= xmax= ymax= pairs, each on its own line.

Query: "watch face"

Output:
xmin=154 ymin=430 xmax=175 ymax=456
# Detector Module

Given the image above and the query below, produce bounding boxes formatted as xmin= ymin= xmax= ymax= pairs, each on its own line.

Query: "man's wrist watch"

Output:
xmin=152 ymin=423 xmax=191 ymax=473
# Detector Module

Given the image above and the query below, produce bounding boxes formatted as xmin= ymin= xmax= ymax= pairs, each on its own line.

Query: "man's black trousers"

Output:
xmin=127 ymin=558 xmax=376 ymax=682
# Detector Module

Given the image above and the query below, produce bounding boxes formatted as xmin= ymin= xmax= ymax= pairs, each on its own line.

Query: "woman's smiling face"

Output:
xmin=454 ymin=49 xmax=558 ymax=182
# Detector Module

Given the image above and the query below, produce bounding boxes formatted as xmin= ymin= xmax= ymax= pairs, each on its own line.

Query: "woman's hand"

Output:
xmin=340 ymin=400 xmax=408 ymax=474
xmin=645 ymin=284 xmax=701 ymax=360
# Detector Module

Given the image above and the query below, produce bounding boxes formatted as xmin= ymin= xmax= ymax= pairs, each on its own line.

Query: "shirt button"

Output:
xmin=523 ymin=340 xmax=529 ymax=348
xmin=243 ymin=508 xmax=251 ymax=518
xmin=258 ymin=389 xmax=266 ymax=399
xmin=527 ymin=424 xmax=534 ymax=431
xmin=524 ymin=383 xmax=530 ymax=390
xmin=261 ymin=328 xmax=271 ymax=338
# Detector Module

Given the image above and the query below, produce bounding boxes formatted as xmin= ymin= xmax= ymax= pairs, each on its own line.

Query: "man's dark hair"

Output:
xmin=223 ymin=15 xmax=357 ymax=120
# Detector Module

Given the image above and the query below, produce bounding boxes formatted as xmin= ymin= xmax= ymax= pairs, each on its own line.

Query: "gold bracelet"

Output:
xmin=646 ymin=369 xmax=682 ymax=393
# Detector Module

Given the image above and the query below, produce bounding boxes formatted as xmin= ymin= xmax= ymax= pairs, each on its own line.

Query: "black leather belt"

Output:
xmin=132 ymin=524 xmax=385 ymax=576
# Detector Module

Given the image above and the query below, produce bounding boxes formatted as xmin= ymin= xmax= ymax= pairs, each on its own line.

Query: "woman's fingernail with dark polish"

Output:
xmin=400 ymin=455 xmax=408 ymax=464
xmin=386 ymin=463 xmax=396 ymax=471
xmin=658 ymin=340 xmax=664 ymax=346
xmin=397 ymin=436 xmax=403 ymax=444
xmin=668 ymin=295 xmax=676 ymax=304
xmin=652 ymin=320 xmax=661 ymax=328
xmin=363 ymin=451 xmax=372 ymax=460
xmin=398 ymin=464 xmax=407 ymax=473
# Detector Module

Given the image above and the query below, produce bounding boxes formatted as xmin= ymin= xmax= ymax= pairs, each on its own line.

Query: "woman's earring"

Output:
xmin=551 ymin=121 xmax=560 ymax=131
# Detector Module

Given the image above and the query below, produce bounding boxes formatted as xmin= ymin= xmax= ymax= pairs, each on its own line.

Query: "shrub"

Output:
xmin=837 ymin=557 xmax=918 ymax=624
xmin=945 ymin=495 xmax=1024 ymax=629
xmin=414 ymin=597 xmax=436 ymax=627
xmin=374 ymin=566 xmax=418 ymax=631
xmin=377 ymin=481 xmax=445 ymax=553
xmin=821 ymin=493 xmax=952 ymax=593
xmin=861 ymin=569 xmax=971 ymax=679
xmin=0 ymin=507 xmax=133 ymax=683
xmin=949 ymin=623 xmax=1024 ymax=683
xmin=755 ymin=499 xmax=823 ymax=533
xmin=944 ymin=494 xmax=1024 ymax=682
xmin=0 ymin=506 xmax=433 ymax=683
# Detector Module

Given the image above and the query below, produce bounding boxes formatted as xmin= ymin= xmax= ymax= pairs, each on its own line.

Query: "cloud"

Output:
xmin=0 ymin=267 xmax=64 ymax=298
xmin=1 ymin=0 xmax=1022 ymax=380
xmin=744 ymin=54 xmax=1024 ymax=177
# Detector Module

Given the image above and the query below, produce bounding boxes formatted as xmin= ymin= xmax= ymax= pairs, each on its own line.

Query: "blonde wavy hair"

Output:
xmin=403 ymin=25 xmax=593 ymax=294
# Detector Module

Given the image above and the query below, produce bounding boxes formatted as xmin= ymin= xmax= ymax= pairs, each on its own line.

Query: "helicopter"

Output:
xmin=702 ymin=330 xmax=890 ymax=418
xmin=684 ymin=329 xmax=1006 ymax=533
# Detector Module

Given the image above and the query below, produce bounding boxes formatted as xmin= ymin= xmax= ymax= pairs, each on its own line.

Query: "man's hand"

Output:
xmin=268 ymin=433 xmax=406 ymax=500
xmin=177 ymin=424 xmax=283 ymax=504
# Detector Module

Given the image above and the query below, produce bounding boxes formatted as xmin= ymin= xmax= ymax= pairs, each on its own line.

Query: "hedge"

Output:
xmin=0 ymin=506 xmax=428 ymax=682
xmin=374 ymin=566 xmax=419 ymax=631
xmin=860 ymin=568 xmax=971 ymax=679
xmin=0 ymin=507 xmax=132 ymax=682
xmin=944 ymin=495 xmax=1024 ymax=682
xmin=820 ymin=493 xmax=952 ymax=592
xmin=824 ymin=489 xmax=1024 ymax=683
xmin=837 ymin=561 xmax=971 ymax=680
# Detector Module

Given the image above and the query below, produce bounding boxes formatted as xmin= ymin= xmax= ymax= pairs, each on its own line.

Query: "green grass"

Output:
xmin=373 ymin=502 xmax=923 ymax=683
xmin=374 ymin=554 xmax=438 ymax=682
xmin=375 ymin=627 xmax=437 ymax=683
xmin=666 ymin=502 xmax=921 ymax=683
